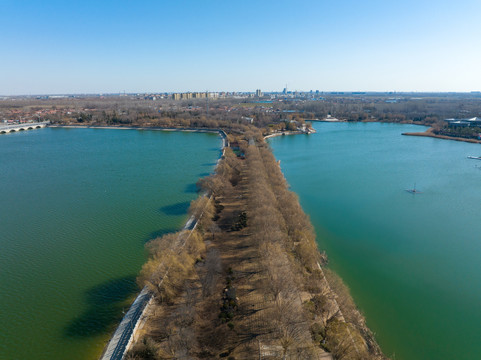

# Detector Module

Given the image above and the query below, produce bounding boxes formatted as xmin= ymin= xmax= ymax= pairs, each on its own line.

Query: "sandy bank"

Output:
xmin=402 ymin=127 xmax=481 ymax=144
xmin=264 ymin=130 xmax=314 ymax=139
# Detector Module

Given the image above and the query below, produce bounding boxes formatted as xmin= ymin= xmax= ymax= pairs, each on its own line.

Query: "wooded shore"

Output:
xmin=402 ymin=127 xmax=481 ymax=144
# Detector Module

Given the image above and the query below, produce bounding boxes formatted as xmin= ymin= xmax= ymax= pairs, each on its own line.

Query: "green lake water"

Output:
xmin=0 ymin=127 xmax=221 ymax=359
xmin=268 ymin=122 xmax=481 ymax=360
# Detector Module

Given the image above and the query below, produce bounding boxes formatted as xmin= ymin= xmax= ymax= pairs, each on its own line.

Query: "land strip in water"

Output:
xmin=402 ymin=126 xmax=481 ymax=144
xmin=125 ymin=132 xmax=387 ymax=360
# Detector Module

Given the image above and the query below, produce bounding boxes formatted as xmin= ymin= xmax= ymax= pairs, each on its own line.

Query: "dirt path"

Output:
xmin=196 ymin=160 xmax=332 ymax=359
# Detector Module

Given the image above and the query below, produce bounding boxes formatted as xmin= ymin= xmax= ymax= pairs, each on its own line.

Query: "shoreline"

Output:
xmin=51 ymin=124 xmax=228 ymax=152
xmin=49 ymin=124 xmax=226 ymax=135
xmin=402 ymin=127 xmax=481 ymax=144
xmin=100 ymin=213 xmax=202 ymax=360
xmin=100 ymin=130 xmax=226 ymax=360
xmin=307 ymin=119 xmax=347 ymax=122
xmin=264 ymin=126 xmax=386 ymax=358
xmin=264 ymin=129 xmax=314 ymax=139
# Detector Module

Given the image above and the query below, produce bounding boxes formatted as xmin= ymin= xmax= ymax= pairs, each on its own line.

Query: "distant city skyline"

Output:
xmin=1 ymin=0 xmax=481 ymax=95
xmin=13 ymin=88 xmax=481 ymax=97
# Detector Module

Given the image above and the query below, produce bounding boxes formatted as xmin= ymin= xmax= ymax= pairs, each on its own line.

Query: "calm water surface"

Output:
xmin=0 ymin=128 xmax=221 ymax=359
xmin=268 ymin=122 xmax=481 ymax=360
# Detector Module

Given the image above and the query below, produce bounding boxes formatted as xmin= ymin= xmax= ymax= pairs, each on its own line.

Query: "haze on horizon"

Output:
xmin=1 ymin=0 xmax=481 ymax=96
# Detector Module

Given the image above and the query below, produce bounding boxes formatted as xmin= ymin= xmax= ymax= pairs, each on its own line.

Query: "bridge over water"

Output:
xmin=0 ymin=121 xmax=50 ymax=134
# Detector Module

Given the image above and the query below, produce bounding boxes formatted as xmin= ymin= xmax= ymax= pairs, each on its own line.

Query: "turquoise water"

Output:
xmin=268 ymin=122 xmax=481 ymax=360
xmin=0 ymin=128 xmax=221 ymax=359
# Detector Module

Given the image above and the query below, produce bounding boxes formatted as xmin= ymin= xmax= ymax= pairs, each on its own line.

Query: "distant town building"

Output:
xmin=256 ymin=89 xmax=263 ymax=97
xmin=444 ymin=117 xmax=481 ymax=127
xmin=241 ymin=116 xmax=254 ymax=123
xmin=171 ymin=91 xmax=216 ymax=100
xmin=193 ymin=92 xmax=207 ymax=99
xmin=144 ymin=95 xmax=157 ymax=100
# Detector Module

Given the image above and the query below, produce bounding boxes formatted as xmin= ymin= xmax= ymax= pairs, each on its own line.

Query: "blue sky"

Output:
xmin=1 ymin=0 xmax=481 ymax=95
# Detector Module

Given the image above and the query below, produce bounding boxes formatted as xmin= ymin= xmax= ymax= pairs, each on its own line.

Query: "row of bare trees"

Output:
xmin=126 ymin=132 xmax=387 ymax=359
xmin=245 ymin=144 xmax=317 ymax=359
xmin=128 ymin=193 xmax=219 ymax=359
xmin=137 ymin=227 xmax=205 ymax=305
xmin=245 ymin=142 xmax=387 ymax=360
xmin=127 ymin=145 xmax=246 ymax=359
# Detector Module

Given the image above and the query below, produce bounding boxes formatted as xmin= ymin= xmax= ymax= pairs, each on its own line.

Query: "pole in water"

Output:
xmin=406 ymin=183 xmax=422 ymax=194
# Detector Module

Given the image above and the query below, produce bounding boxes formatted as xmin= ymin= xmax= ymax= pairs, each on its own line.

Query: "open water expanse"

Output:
xmin=268 ymin=122 xmax=481 ymax=360
xmin=0 ymin=127 xmax=221 ymax=359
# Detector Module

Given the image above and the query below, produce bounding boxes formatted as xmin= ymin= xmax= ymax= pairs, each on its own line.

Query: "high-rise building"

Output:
xmin=256 ymin=89 xmax=262 ymax=97
xmin=193 ymin=92 xmax=207 ymax=98
xmin=171 ymin=91 xmax=213 ymax=100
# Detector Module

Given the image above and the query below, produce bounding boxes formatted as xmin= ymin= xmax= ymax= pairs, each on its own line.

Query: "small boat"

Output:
xmin=467 ymin=156 xmax=481 ymax=160
xmin=406 ymin=183 xmax=422 ymax=194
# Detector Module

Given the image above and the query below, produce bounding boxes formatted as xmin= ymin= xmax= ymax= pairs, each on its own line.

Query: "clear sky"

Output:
xmin=1 ymin=0 xmax=481 ymax=95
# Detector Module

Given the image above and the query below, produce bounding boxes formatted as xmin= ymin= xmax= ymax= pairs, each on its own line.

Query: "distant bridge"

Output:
xmin=0 ymin=121 xmax=50 ymax=134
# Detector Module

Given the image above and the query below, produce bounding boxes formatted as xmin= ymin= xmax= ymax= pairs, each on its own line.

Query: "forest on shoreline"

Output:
xmin=3 ymin=92 xmax=481 ymax=140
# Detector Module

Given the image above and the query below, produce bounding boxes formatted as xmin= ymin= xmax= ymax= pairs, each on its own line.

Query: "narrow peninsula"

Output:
xmin=123 ymin=129 xmax=387 ymax=360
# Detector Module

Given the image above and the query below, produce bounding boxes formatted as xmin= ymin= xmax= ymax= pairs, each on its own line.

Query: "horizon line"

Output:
xmin=2 ymin=90 xmax=481 ymax=97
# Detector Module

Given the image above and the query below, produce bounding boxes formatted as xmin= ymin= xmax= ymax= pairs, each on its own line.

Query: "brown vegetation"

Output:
xmin=126 ymin=132 xmax=387 ymax=360
xmin=6 ymin=92 xmax=481 ymax=133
